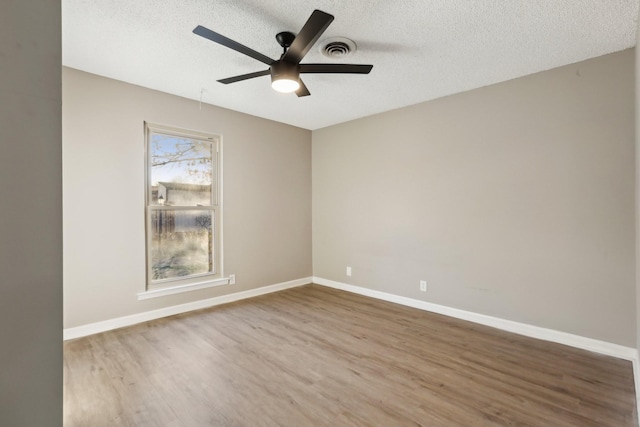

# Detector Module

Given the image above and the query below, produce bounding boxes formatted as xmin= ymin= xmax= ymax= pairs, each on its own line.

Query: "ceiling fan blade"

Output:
xmin=295 ymin=79 xmax=310 ymax=97
xmin=217 ymin=69 xmax=271 ymax=84
xmin=193 ymin=25 xmax=275 ymax=66
xmin=282 ymin=10 xmax=334 ymax=64
xmin=300 ymin=64 xmax=373 ymax=74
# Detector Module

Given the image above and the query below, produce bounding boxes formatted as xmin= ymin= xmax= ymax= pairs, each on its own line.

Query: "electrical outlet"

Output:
xmin=346 ymin=266 xmax=352 ymax=277
xmin=419 ymin=280 xmax=427 ymax=292
xmin=229 ymin=274 xmax=236 ymax=285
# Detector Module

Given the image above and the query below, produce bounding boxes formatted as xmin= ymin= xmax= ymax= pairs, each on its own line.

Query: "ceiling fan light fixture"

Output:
xmin=271 ymin=76 xmax=300 ymax=93
xmin=270 ymin=61 xmax=300 ymax=93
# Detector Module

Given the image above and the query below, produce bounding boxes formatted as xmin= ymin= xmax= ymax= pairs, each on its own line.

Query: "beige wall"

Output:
xmin=0 ymin=1 xmax=63 ymax=425
xmin=313 ymin=49 xmax=635 ymax=346
xmin=63 ymin=67 xmax=312 ymax=328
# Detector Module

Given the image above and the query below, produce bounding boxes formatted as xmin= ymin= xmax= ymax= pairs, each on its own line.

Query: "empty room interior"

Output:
xmin=3 ymin=0 xmax=640 ymax=425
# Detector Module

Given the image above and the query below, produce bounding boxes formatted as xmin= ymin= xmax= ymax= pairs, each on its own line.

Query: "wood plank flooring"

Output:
xmin=63 ymin=284 xmax=637 ymax=426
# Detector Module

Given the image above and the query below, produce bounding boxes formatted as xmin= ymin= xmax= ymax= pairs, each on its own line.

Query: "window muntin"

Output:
xmin=145 ymin=123 xmax=221 ymax=289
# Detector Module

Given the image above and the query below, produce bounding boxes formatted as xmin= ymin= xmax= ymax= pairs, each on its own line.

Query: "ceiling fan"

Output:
xmin=193 ymin=9 xmax=373 ymax=97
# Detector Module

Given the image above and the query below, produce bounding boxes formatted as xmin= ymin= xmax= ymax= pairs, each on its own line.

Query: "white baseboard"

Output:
xmin=63 ymin=277 xmax=312 ymax=340
xmin=312 ymin=277 xmax=637 ymax=362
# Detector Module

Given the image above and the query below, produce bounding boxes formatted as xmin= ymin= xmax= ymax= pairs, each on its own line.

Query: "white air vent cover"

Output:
xmin=319 ymin=37 xmax=357 ymax=58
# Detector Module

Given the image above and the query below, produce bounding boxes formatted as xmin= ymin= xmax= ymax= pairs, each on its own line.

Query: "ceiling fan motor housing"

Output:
xmin=271 ymin=61 xmax=300 ymax=82
xmin=270 ymin=61 xmax=301 ymax=92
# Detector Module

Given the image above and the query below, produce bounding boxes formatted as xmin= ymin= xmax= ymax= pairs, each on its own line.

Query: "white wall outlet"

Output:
xmin=229 ymin=274 xmax=236 ymax=285
xmin=419 ymin=280 xmax=427 ymax=292
xmin=346 ymin=266 xmax=352 ymax=277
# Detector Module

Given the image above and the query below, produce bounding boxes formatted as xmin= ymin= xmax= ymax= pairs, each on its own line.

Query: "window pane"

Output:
xmin=150 ymin=209 xmax=214 ymax=280
xmin=150 ymin=133 xmax=214 ymax=206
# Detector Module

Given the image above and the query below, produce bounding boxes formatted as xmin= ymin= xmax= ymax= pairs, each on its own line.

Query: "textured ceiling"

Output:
xmin=62 ymin=0 xmax=638 ymax=130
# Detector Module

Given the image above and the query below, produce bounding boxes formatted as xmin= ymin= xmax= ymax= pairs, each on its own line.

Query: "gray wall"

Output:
xmin=0 ymin=1 xmax=63 ymax=425
xmin=313 ymin=49 xmax=635 ymax=347
xmin=636 ymin=9 xmax=640 ymax=383
xmin=63 ymin=67 xmax=312 ymax=328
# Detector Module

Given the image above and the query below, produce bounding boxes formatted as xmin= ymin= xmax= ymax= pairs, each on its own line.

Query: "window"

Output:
xmin=145 ymin=123 xmax=222 ymax=292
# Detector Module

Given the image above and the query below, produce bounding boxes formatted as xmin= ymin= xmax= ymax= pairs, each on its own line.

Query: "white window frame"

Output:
xmin=139 ymin=122 xmax=226 ymax=299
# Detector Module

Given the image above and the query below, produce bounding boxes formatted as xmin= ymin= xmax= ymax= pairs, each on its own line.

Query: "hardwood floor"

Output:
xmin=64 ymin=284 xmax=637 ymax=426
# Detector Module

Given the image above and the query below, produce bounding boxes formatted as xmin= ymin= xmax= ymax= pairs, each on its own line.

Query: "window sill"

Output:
xmin=137 ymin=276 xmax=230 ymax=300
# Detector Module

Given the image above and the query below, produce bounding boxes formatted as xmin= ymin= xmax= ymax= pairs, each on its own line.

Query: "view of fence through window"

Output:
xmin=148 ymin=131 xmax=217 ymax=282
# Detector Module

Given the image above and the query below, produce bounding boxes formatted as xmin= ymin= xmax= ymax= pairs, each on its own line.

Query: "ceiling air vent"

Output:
xmin=320 ymin=37 xmax=357 ymax=58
